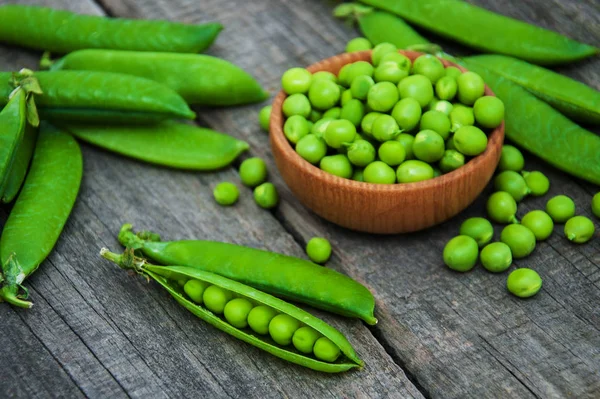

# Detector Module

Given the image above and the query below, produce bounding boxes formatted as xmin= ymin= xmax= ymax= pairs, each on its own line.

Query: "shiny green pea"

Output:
xmin=309 ymin=79 xmax=340 ymax=110
xmin=494 ymin=170 xmax=530 ymax=202
xmin=413 ymin=130 xmax=445 ymax=163
xmin=239 ymin=157 xmax=267 ymax=187
xmin=446 ymin=67 xmax=462 ymax=79
xmin=378 ymin=141 xmax=406 ymax=166
xmin=374 ymin=61 xmax=408 ymax=84
xmin=507 ymin=268 xmax=542 ymax=298
xmin=306 ymin=237 xmax=332 ymax=264
xmin=459 ymin=217 xmax=493 ymax=247
xmin=480 ymin=242 xmax=512 ymax=273
xmin=380 ymin=52 xmax=411 ymax=73
xmin=435 ymin=76 xmax=457 ymax=101
xmin=398 ymin=74 xmax=434 ymax=108
xmin=501 ymin=224 xmax=536 ymax=259
xmin=213 ymin=182 xmax=239 ymax=206
xmin=295 ymin=134 xmax=327 ymax=164
xmin=254 ymin=183 xmax=279 ymax=209
xmin=360 ymin=111 xmax=383 ymax=136
xmin=392 ymin=98 xmax=422 ymax=131
xmin=522 ymin=171 xmax=550 ymax=197
xmin=564 ymin=216 xmax=595 ymax=244
xmin=340 ymin=99 xmax=365 ymax=127
xmin=313 ymin=337 xmax=341 ymax=362
xmin=367 ymin=81 xmax=399 ymax=112
xmin=347 ymin=140 xmax=376 ymax=167
xmin=248 ymin=305 xmax=278 ymax=335
xmin=312 ymin=71 xmax=337 ymax=83
xmin=203 ymin=285 xmax=233 ymax=314
xmin=259 ymin=105 xmax=271 ymax=132
xmin=282 ymin=67 xmax=312 ymax=95
xmin=363 ymin=161 xmax=396 ymax=184
xmin=372 ymin=114 xmax=401 ymax=142
xmin=325 ymin=119 xmax=356 ymax=149
xmin=457 ymin=71 xmax=485 ymax=105
xmin=311 ymin=118 xmax=333 ymax=138
xmin=546 ymin=195 xmax=575 ymax=223
xmin=498 ymin=145 xmax=525 ymax=172
xmin=439 ymin=149 xmax=465 ymax=173
xmin=320 ymin=154 xmax=353 ymax=179
xmin=432 ymin=100 xmax=453 ymax=116
xmin=224 ymin=298 xmax=254 ymax=329
xmin=183 ymin=279 xmax=210 ymax=304
xmin=345 ymin=37 xmax=372 ymax=53
xmin=412 ymin=54 xmax=445 ymax=84
xmin=420 ymin=110 xmax=451 ymax=140
xmin=443 ymin=235 xmax=478 ymax=272
xmin=269 ymin=314 xmax=302 ymax=346
xmin=293 ymin=326 xmax=322 ymax=354
xmin=282 ymin=93 xmax=311 ymax=118
xmin=487 ymin=191 xmax=518 ymax=224
xmin=371 ymin=42 xmax=397 ymax=66
xmin=521 ymin=210 xmax=554 ymax=241
xmin=396 ymin=133 xmax=415 ymax=160
xmin=350 ymin=75 xmax=375 ymax=100
xmin=449 ymin=105 xmax=474 ymax=132
xmin=322 ymin=107 xmax=341 ymax=120
xmin=284 ymin=115 xmax=310 ymax=144
xmin=474 ymin=96 xmax=505 ymax=129
xmin=396 ymin=160 xmax=434 ymax=183
xmin=453 ymin=126 xmax=487 ymax=156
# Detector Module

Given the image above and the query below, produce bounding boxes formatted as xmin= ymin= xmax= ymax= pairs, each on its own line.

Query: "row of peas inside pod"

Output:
xmin=278 ymin=44 xmax=504 ymax=184
xmin=443 ymin=145 xmax=598 ymax=298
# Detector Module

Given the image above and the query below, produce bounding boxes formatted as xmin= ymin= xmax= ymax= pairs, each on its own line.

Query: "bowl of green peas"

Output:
xmin=270 ymin=50 xmax=504 ymax=234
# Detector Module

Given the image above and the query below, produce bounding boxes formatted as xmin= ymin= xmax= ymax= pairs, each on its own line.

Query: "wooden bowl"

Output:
xmin=270 ymin=51 xmax=504 ymax=234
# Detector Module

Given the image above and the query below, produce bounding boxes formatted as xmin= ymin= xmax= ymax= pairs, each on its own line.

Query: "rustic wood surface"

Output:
xmin=0 ymin=0 xmax=599 ymax=398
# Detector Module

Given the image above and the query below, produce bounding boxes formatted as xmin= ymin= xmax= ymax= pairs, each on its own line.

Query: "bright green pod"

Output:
xmin=0 ymin=88 xmax=27 ymax=197
xmin=48 ymin=50 xmax=268 ymax=106
xmin=0 ymin=123 xmax=82 ymax=308
xmin=359 ymin=0 xmax=598 ymax=65
xmin=119 ymin=224 xmax=377 ymax=325
xmin=2 ymin=124 xmax=38 ymax=203
xmin=59 ymin=121 xmax=248 ymax=171
xmin=0 ymin=71 xmax=195 ymax=123
xmin=100 ymin=249 xmax=363 ymax=373
xmin=464 ymin=54 xmax=600 ymax=125
xmin=0 ymin=5 xmax=222 ymax=53
xmin=357 ymin=9 xmax=429 ymax=49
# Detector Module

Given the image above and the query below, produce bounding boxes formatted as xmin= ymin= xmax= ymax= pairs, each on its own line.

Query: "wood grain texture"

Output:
xmin=1 ymin=0 xmax=599 ymax=398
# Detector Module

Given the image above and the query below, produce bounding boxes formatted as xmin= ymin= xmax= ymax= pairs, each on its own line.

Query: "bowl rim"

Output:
xmin=269 ymin=50 xmax=505 ymax=194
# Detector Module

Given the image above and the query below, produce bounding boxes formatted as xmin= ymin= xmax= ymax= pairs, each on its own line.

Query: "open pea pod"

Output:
xmin=100 ymin=248 xmax=363 ymax=373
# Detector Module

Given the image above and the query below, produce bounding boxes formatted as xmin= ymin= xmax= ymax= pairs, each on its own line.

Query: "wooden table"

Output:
xmin=1 ymin=0 xmax=599 ymax=398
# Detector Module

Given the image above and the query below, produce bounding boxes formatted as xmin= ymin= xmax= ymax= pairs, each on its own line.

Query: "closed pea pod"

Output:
xmin=100 ymin=248 xmax=363 ymax=373
xmin=0 ymin=88 xmax=28 ymax=197
xmin=0 ymin=5 xmax=222 ymax=54
xmin=48 ymin=50 xmax=267 ymax=106
xmin=2 ymin=124 xmax=38 ymax=204
xmin=59 ymin=121 xmax=248 ymax=170
xmin=118 ymin=224 xmax=377 ymax=325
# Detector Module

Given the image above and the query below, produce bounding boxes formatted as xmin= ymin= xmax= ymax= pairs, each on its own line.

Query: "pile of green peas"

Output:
xmin=278 ymin=42 xmax=504 ymax=184
xmin=181 ymin=278 xmax=341 ymax=362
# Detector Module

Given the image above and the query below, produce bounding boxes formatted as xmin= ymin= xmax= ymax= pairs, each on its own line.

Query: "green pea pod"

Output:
xmin=119 ymin=224 xmax=377 ymax=325
xmin=0 ymin=5 xmax=222 ymax=54
xmin=2 ymin=123 xmax=38 ymax=203
xmin=358 ymin=0 xmax=598 ymax=65
xmin=100 ymin=248 xmax=363 ymax=373
xmin=0 ymin=123 xmax=82 ymax=308
xmin=463 ymin=58 xmax=600 ymax=185
xmin=0 ymin=71 xmax=195 ymax=123
xmin=463 ymin=54 xmax=600 ymax=126
xmin=0 ymin=88 xmax=27 ymax=197
xmin=47 ymin=50 xmax=268 ymax=106
xmin=59 ymin=121 xmax=249 ymax=170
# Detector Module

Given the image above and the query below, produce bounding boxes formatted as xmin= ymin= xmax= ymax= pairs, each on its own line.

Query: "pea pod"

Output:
xmin=119 ymin=224 xmax=377 ymax=325
xmin=0 ymin=89 xmax=27 ymax=197
xmin=2 ymin=124 xmax=38 ymax=203
xmin=358 ymin=0 xmax=598 ymax=65
xmin=100 ymin=248 xmax=363 ymax=373
xmin=463 ymin=54 xmax=600 ymax=126
xmin=0 ymin=71 xmax=195 ymax=123
xmin=0 ymin=123 xmax=82 ymax=308
xmin=463 ymin=58 xmax=600 ymax=185
xmin=0 ymin=5 xmax=222 ymax=54
xmin=46 ymin=50 xmax=268 ymax=106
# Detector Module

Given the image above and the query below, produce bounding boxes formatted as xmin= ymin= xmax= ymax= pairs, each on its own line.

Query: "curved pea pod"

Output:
xmin=463 ymin=58 xmax=600 ymax=185
xmin=48 ymin=50 xmax=268 ymax=106
xmin=463 ymin=54 xmax=600 ymax=126
xmin=0 ymin=5 xmax=222 ymax=54
xmin=0 ymin=123 xmax=82 ymax=308
xmin=2 ymin=124 xmax=38 ymax=203
xmin=119 ymin=224 xmax=378 ymax=325
xmin=0 ymin=71 xmax=196 ymax=123
xmin=358 ymin=0 xmax=598 ymax=65
xmin=100 ymin=248 xmax=363 ymax=373
xmin=59 ymin=121 xmax=249 ymax=170
xmin=0 ymin=88 xmax=28 ymax=197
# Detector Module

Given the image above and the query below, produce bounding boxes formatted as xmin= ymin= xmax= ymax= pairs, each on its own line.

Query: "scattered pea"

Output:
xmin=546 ymin=195 xmax=575 ymax=223
xmin=259 ymin=105 xmax=272 ymax=132
xmin=494 ymin=170 xmax=530 ymax=202
xmin=480 ymin=242 xmax=512 ymax=273
xmin=459 ymin=217 xmax=494 ymax=247
xmin=254 ymin=182 xmax=279 ymax=209
xmin=507 ymin=268 xmax=542 ymax=298
xmin=306 ymin=237 xmax=332 ymax=264
xmin=443 ymin=235 xmax=479 ymax=272
xmin=521 ymin=210 xmax=554 ymax=241
xmin=498 ymin=145 xmax=525 ymax=172
xmin=239 ymin=157 xmax=268 ymax=187
xmin=213 ymin=182 xmax=239 ymax=206
xmin=521 ymin=171 xmax=550 ymax=197
xmin=500 ymin=224 xmax=536 ymax=259
xmin=487 ymin=191 xmax=518 ymax=224
xmin=564 ymin=216 xmax=595 ymax=244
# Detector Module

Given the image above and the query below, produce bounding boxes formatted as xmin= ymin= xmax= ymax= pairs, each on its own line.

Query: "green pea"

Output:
xmin=412 ymin=54 xmax=445 ymax=84
xmin=380 ymin=52 xmax=411 ymax=73
xmin=546 ymin=195 xmax=575 ymax=223
xmin=284 ymin=115 xmax=310 ymax=144
xmin=564 ymin=216 xmax=595 ymax=244
xmin=413 ymin=130 xmax=445 ymax=163
xmin=253 ymin=182 xmax=279 ymax=209
xmin=269 ymin=314 xmax=302 ymax=346
xmin=457 ymin=71 xmax=485 ymax=105
xmin=507 ymin=268 xmax=542 ymax=298
xmin=445 ymin=135 xmax=457 ymax=151
xmin=445 ymin=67 xmax=462 ymax=79
xmin=521 ymin=171 xmax=550 ymax=197
xmin=367 ymin=81 xmax=399 ymax=112
xmin=487 ymin=191 xmax=518 ymax=224
xmin=396 ymin=160 xmax=434 ymax=183
xmin=308 ymin=79 xmax=340 ymax=110
xmin=312 ymin=71 xmax=337 ymax=84
xmin=501 ymin=224 xmax=536 ymax=259
xmin=337 ymin=64 xmax=353 ymax=87
xmin=474 ymin=96 xmax=505 ymax=129
xmin=320 ymin=154 xmax=353 ymax=179
xmin=449 ymin=105 xmax=474 ymax=132
xmin=183 ymin=279 xmax=210 ymax=304
xmin=292 ymin=326 xmax=322 ymax=354
xmin=360 ymin=111 xmax=383 ymax=136
xmin=203 ymin=285 xmax=233 ymax=314
xmin=322 ymin=107 xmax=341 ymax=120
xmin=363 ymin=161 xmax=396 ymax=184
xmin=432 ymin=100 xmax=453 ymax=116
xmin=371 ymin=42 xmax=397 ymax=66
xmin=340 ymin=99 xmax=365 ymax=127
xmin=398 ymin=74 xmax=434 ymax=108
xmin=223 ymin=298 xmax=254 ymax=329
xmin=311 ymin=118 xmax=333 ymax=138
xmin=349 ymin=75 xmax=373 ymax=101
xmin=498 ymin=145 xmax=525 ymax=172
xmin=352 ymin=168 xmax=364 ymax=182
xmin=378 ymin=141 xmax=406 ymax=166
xmin=347 ymin=61 xmax=375 ymax=85
xmin=593 ymin=193 xmax=600 ymax=218
xmin=306 ymin=237 xmax=332 ymax=264
xmin=247 ymin=305 xmax=278 ymax=335
xmin=259 ymin=105 xmax=271 ymax=132
xmin=392 ymin=98 xmax=422 ymax=131
xmin=443 ymin=235 xmax=479 ymax=272
xmin=340 ymin=89 xmax=353 ymax=107
xmin=453 ymin=126 xmax=487 ymax=156
xmin=439 ymin=149 xmax=465 ymax=173
xmin=374 ymin=61 xmax=408 ymax=84
xmin=313 ymin=337 xmax=341 ymax=362
xmin=395 ymin=133 xmax=415 ymax=160
xmin=239 ymin=157 xmax=267 ymax=187
xmin=347 ymin=140 xmax=376 ymax=167
xmin=324 ymin=119 xmax=356 ymax=149
xmin=372 ymin=114 xmax=400 ymax=142
xmin=459 ymin=217 xmax=493 ymax=247
xmin=494 ymin=170 xmax=530 ymax=202
xmin=213 ymin=182 xmax=239 ymax=206
xmin=521 ymin=210 xmax=554 ymax=241
xmin=281 ymin=67 xmax=312 ymax=95
xmin=435 ymin=76 xmax=457 ymax=101
xmin=282 ymin=93 xmax=311 ymax=118
xmin=480 ymin=242 xmax=512 ymax=273
xmin=420 ymin=110 xmax=451 ymax=140
xmin=295 ymin=134 xmax=327 ymax=164
xmin=432 ymin=166 xmax=442 ymax=177
xmin=345 ymin=37 xmax=372 ymax=53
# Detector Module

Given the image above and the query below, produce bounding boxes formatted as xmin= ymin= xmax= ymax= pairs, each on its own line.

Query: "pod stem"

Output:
xmin=100 ymin=247 xmax=148 ymax=274
xmin=117 ymin=223 xmax=160 ymax=249
xmin=333 ymin=3 xmax=373 ymax=23
xmin=39 ymin=51 xmax=54 ymax=70
xmin=0 ymin=254 xmax=33 ymax=309
xmin=10 ymin=68 xmax=42 ymax=127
